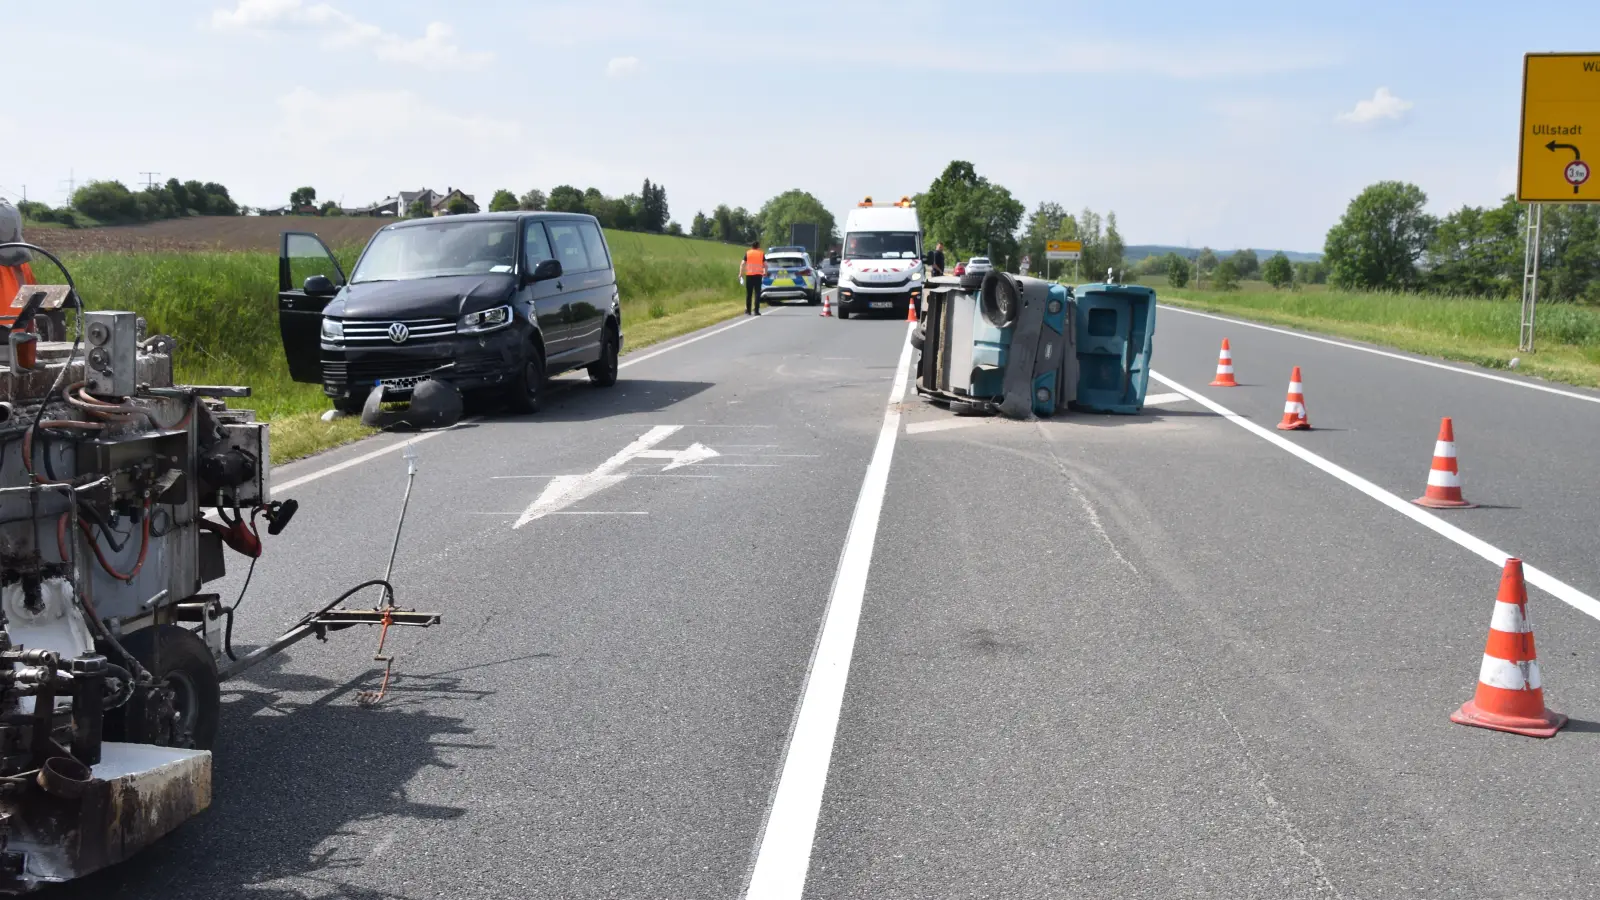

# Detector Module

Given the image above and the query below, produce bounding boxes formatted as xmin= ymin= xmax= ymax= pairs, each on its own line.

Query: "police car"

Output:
xmin=760 ymin=247 xmax=821 ymax=305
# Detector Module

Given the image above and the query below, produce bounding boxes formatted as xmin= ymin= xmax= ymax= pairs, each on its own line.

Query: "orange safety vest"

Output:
xmin=0 ymin=263 xmax=35 ymax=327
xmin=743 ymin=248 xmax=766 ymax=277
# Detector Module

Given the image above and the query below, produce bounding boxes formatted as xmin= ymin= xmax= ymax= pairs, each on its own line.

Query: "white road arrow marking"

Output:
xmin=634 ymin=442 xmax=721 ymax=470
xmin=513 ymin=425 xmax=681 ymax=528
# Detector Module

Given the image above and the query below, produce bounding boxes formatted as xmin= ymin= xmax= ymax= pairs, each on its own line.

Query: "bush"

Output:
xmin=73 ymin=180 xmax=143 ymax=223
xmin=1212 ymin=258 xmax=1240 ymax=291
xmin=1165 ymin=252 xmax=1190 ymax=288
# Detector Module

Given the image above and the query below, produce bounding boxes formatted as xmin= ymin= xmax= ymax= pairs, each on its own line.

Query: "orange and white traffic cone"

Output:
xmin=907 ymin=297 xmax=918 ymax=322
xmin=1209 ymin=339 xmax=1238 ymax=386
xmin=1413 ymin=417 xmax=1474 ymax=508
xmin=1275 ymin=366 xmax=1310 ymax=430
xmin=1451 ymin=558 xmax=1567 ymax=738
xmin=821 ymin=294 xmax=832 ymax=317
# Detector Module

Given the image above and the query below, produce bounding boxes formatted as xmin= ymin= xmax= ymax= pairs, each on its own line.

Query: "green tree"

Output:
xmin=666 ymin=220 xmax=683 ymax=236
xmin=1019 ymin=201 xmax=1079 ymax=276
xmin=1212 ymin=257 xmax=1241 ymax=291
xmin=518 ymin=188 xmax=547 ymax=211
xmin=445 ymin=195 xmax=471 ymax=215
xmin=318 ymin=200 xmax=343 ymax=217
xmin=712 ymin=204 xmax=734 ymax=241
xmin=917 ymin=160 xmax=1025 ymax=262
xmin=1230 ymin=248 xmax=1259 ymax=279
xmin=72 ymin=180 xmax=143 ymax=223
xmin=691 ymin=211 xmax=712 ymax=239
xmin=547 ymin=185 xmax=586 ymax=214
xmin=1196 ymin=247 xmax=1218 ymax=273
xmin=636 ymin=178 xmax=669 ymax=232
xmin=1293 ymin=260 xmax=1328 ymax=284
xmin=1262 ymin=252 xmax=1293 ymax=288
xmin=488 ymin=189 xmax=518 ymax=212
xmin=289 ymin=186 xmax=317 ymax=209
xmin=1533 ymin=203 xmax=1600 ymax=302
xmin=407 ymin=199 xmax=431 ymax=218
xmin=758 ymin=189 xmax=836 ymax=254
xmin=1427 ymin=200 xmax=1518 ymax=297
xmin=1165 ymin=252 xmax=1190 ymax=288
xmin=1324 ymin=181 xmax=1435 ymax=291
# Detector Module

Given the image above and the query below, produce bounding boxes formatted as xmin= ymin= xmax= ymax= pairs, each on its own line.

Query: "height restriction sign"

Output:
xmin=1518 ymin=52 xmax=1600 ymax=202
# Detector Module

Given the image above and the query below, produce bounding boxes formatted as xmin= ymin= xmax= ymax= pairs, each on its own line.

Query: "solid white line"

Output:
xmin=1149 ymin=370 xmax=1600 ymax=622
xmin=548 ymin=511 xmax=649 ymax=515
xmin=1160 ymin=304 xmax=1600 ymax=405
xmin=273 ymin=420 xmax=480 ymax=493
xmin=905 ymin=418 xmax=986 ymax=435
xmin=745 ymin=323 xmax=915 ymax=899
xmin=273 ymin=314 xmax=757 ymax=494
xmin=1142 ymin=392 xmax=1188 ymax=406
xmin=618 ymin=315 xmax=757 ymax=369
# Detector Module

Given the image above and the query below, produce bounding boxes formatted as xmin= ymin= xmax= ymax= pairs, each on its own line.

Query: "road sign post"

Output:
xmin=1516 ymin=52 xmax=1599 ymax=351
xmin=1045 ymin=241 xmax=1082 ymax=283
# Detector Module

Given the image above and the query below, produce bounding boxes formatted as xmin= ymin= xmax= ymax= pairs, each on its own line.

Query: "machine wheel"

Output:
xmin=507 ymin=342 xmax=546 ymax=413
xmin=116 ymin=625 xmax=221 ymax=750
xmin=588 ymin=325 xmax=619 ymax=387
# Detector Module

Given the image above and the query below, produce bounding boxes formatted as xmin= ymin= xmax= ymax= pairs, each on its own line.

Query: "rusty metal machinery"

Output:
xmin=0 ymin=244 xmax=439 ymax=893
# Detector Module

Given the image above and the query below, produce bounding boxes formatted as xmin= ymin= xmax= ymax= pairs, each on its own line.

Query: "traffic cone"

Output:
xmin=821 ymin=294 xmax=832 ymax=317
xmin=1275 ymin=366 xmax=1310 ymax=430
xmin=1413 ymin=417 xmax=1474 ymax=508
xmin=1451 ymin=559 xmax=1567 ymax=738
xmin=907 ymin=297 xmax=918 ymax=322
xmin=1209 ymin=339 xmax=1238 ymax=387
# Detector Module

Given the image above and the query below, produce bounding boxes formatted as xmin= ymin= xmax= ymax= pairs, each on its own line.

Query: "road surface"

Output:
xmin=64 ymin=295 xmax=1600 ymax=899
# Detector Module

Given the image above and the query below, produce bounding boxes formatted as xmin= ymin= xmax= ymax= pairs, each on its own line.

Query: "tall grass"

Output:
xmin=27 ymin=231 xmax=747 ymax=459
xmin=1165 ymin=287 xmax=1600 ymax=386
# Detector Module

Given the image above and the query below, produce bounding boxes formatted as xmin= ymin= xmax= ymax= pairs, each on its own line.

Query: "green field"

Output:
xmin=31 ymin=230 xmax=746 ymax=462
xmin=1163 ymin=287 xmax=1600 ymax=389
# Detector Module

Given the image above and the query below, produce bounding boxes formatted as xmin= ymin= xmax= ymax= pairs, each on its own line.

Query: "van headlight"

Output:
xmin=910 ymin=271 xmax=924 ymax=282
xmin=459 ymin=305 xmax=513 ymax=333
xmin=321 ymin=318 xmax=343 ymax=343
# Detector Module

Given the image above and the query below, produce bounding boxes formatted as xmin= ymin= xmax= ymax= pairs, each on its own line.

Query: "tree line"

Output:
xmin=21 ymin=178 xmax=240 ymax=226
xmin=1322 ymin=181 xmax=1600 ymax=302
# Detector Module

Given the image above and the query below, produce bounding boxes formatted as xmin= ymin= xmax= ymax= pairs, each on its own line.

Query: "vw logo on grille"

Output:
xmin=387 ymin=322 xmax=410 ymax=344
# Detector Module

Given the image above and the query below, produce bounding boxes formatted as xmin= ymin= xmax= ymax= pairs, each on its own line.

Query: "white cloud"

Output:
xmin=211 ymin=0 xmax=492 ymax=70
xmin=1337 ymin=87 xmax=1413 ymax=125
xmin=606 ymin=56 xmax=641 ymax=78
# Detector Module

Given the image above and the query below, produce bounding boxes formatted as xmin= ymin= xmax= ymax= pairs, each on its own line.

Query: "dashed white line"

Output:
xmin=1161 ymin=304 xmax=1600 ymax=405
xmin=1150 ymin=370 xmax=1600 ymax=622
xmin=744 ymin=324 xmax=915 ymax=899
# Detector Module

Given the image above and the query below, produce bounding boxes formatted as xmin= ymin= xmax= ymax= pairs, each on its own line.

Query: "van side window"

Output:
xmin=578 ymin=222 xmax=611 ymax=271
xmin=524 ymin=220 xmax=553 ymax=268
xmin=547 ymin=221 xmax=591 ymax=274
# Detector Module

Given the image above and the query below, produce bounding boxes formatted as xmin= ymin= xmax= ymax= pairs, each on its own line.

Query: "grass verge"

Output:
xmin=1163 ymin=288 xmax=1600 ymax=390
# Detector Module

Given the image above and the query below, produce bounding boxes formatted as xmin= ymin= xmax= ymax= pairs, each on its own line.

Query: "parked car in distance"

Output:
xmin=761 ymin=249 xmax=821 ymax=305
xmin=965 ymin=257 xmax=993 ymax=279
xmin=277 ymin=211 xmax=622 ymax=415
xmin=953 ymin=262 xmax=966 ymax=277
xmin=817 ymin=255 xmax=841 ymax=287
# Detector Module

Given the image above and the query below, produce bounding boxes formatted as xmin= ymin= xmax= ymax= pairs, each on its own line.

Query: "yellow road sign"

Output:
xmin=1045 ymin=240 xmax=1082 ymax=260
xmin=1518 ymin=53 xmax=1600 ymax=202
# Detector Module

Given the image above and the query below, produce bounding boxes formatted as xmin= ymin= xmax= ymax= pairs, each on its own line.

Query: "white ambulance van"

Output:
xmin=835 ymin=196 xmax=923 ymax=320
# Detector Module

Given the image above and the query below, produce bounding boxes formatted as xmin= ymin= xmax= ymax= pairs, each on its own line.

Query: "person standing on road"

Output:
xmin=743 ymin=240 xmax=766 ymax=316
xmin=930 ymin=242 xmax=946 ymax=277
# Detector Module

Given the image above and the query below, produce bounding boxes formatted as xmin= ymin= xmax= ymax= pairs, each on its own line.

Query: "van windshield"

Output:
xmin=352 ymin=220 xmax=519 ymax=283
xmin=845 ymin=232 xmax=919 ymax=260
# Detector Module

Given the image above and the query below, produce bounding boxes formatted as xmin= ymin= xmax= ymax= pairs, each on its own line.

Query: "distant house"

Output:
xmin=397 ymin=189 xmax=439 ymax=216
xmin=431 ymin=187 xmax=478 ymax=214
xmin=349 ymin=197 xmax=400 ymax=216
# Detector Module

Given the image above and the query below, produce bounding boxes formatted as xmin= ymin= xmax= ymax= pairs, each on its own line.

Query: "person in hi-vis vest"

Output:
xmin=0 ymin=201 xmax=36 ymax=329
xmin=742 ymin=241 xmax=765 ymax=316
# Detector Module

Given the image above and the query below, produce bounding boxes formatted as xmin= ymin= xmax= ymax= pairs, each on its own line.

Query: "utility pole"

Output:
xmin=140 ymin=172 xmax=161 ymax=190
xmin=59 ymin=169 xmax=76 ymax=205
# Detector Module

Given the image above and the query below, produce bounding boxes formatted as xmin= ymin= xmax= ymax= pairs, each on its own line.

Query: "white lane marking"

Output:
xmin=272 ymin=314 xmax=755 ymax=493
xmin=634 ymin=443 xmax=721 ymax=469
xmin=513 ymin=426 xmax=680 ymax=528
xmin=491 ymin=474 xmax=719 ymax=479
xmin=273 ymin=421 xmax=479 ymax=493
xmin=905 ymin=418 xmax=986 ymax=435
xmin=1150 ymin=371 xmax=1600 ymax=622
xmin=549 ymin=511 xmax=649 ymax=515
xmin=1161 ymin=304 xmax=1600 ymax=405
xmin=695 ymin=463 xmax=780 ymax=467
xmin=617 ymin=316 xmax=757 ymax=370
xmin=745 ymin=323 xmax=915 ymax=899
xmin=1142 ymin=392 xmax=1188 ymax=406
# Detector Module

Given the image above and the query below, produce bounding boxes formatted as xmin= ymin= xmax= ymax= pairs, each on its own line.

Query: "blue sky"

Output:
xmin=5 ymin=1 xmax=1582 ymax=252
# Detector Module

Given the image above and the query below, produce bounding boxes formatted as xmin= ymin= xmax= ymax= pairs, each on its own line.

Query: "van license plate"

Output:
xmin=870 ymin=301 xmax=893 ymax=309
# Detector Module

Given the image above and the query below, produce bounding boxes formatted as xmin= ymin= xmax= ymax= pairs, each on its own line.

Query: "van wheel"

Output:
xmin=837 ymin=304 xmax=851 ymax=320
xmin=588 ymin=325 xmax=619 ymax=387
xmin=507 ymin=343 xmax=545 ymax=413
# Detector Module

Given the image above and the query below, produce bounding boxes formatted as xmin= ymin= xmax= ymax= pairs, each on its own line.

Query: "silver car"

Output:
xmin=965 ymin=256 xmax=993 ymax=278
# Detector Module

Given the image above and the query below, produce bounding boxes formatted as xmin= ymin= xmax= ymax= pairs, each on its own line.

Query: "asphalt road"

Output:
xmin=58 ymin=293 xmax=1600 ymax=899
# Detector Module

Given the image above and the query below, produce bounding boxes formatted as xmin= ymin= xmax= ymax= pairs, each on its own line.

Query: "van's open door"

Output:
xmin=278 ymin=231 xmax=347 ymax=384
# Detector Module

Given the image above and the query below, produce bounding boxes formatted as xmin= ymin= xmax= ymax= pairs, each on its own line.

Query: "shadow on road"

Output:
xmin=478 ymin=378 xmax=714 ymax=425
xmin=55 ymin=653 xmax=494 ymax=900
